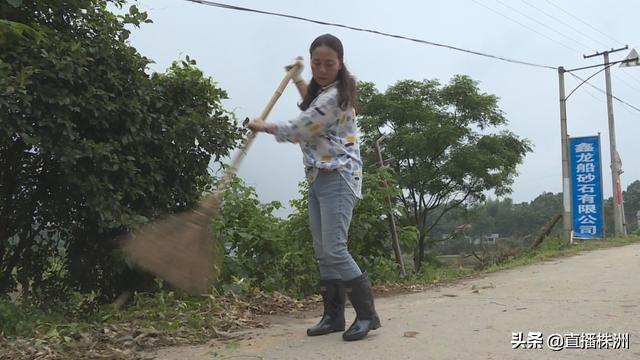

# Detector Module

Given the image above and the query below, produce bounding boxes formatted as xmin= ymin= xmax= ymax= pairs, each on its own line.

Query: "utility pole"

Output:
xmin=373 ymin=136 xmax=406 ymax=277
xmin=584 ymin=46 xmax=628 ymax=236
xmin=557 ymin=66 xmax=572 ymax=242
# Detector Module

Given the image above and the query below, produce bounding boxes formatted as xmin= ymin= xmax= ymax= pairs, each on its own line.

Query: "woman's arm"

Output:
xmin=248 ymin=88 xmax=338 ymax=143
xmin=293 ymin=79 xmax=307 ymax=99
xmin=247 ymin=120 xmax=277 ymax=134
xmin=271 ymin=88 xmax=338 ymax=143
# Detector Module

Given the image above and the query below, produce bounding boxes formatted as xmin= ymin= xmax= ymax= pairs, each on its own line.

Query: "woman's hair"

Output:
xmin=299 ymin=34 xmax=357 ymax=111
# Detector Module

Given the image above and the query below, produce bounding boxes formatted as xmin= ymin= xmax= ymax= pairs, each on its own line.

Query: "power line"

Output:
xmin=183 ymin=0 xmax=556 ymax=70
xmin=566 ymin=75 xmax=612 ymax=115
xmin=574 ymin=83 xmax=635 ymax=122
xmin=568 ymin=72 xmax=640 ymax=113
xmin=573 ymin=53 xmax=640 ymax=96
xmin=612 ymin=72 xmax=640 ymax=94
xmin=516 ymin=0 xmax=640 ymax=93
xmin=182 ymin=0 xmax=640 ymax=103
xmin=544 ymin=0 xmax=623 ymax=47
xmin=471 ymin=0 xmax=581 ymax=55
xmin=623 ymin=67 xmax=640 ymax=87
xmin=620 ymin=67 xmax=640 ymax=87
xmin=563 ymin=55 xmax=640 ymax=95
xmin=493 ymin=0 xmax=594 ymax=51
xmin=622 ymin=66 xmax=640 ymax=86
xmin=500 ymin=0 xmax=640 ymax=95
xmin=580 ymin=81 xmax=608 ymax=104
xmin=563 ymin=62 xmax=640 ymax=108
xmin=483 ymin=0 xmax=640 ymax=92
xmin=566 ymin=64 xmax=609 ymax=100
xmin=518 ymin=0 xmax=608 ymax=50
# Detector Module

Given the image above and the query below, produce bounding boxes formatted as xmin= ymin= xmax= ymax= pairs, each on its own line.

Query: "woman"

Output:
xmin=248 ymin=34 xmax=380 ymax=341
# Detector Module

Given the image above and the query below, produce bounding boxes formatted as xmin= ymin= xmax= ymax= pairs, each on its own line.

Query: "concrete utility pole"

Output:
xmin=584 ymin=46 xmax=628 ymax=236
xmin=557 ymin=66 xmax=572 ymax=242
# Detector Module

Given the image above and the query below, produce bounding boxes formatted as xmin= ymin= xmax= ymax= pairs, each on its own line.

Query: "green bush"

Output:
xmin=1 ymin=0 xmax=241 ymax=304
xmin=214 ymin=178 xmax=316 ymax=298
xmin=0 ymin=299 xmax=37 ymax=336
xmin=213 ymin=166 xmax=405 ymax=297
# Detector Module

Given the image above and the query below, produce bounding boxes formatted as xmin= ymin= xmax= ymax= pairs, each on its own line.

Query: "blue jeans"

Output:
xmin=308 ymin=170 xmax=362 ymax=281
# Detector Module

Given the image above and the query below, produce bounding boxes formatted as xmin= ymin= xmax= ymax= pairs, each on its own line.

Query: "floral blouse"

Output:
xmin=273 ymin=82 xmax=363 ymax=198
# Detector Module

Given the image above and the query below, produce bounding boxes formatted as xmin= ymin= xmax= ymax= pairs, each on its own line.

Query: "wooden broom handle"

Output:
xmin=201 ymin=64 xmax=301 ymax=212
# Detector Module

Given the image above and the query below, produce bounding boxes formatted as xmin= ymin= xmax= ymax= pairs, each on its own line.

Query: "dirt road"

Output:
xmin=149 ymin=243 xmax=640 ymax=359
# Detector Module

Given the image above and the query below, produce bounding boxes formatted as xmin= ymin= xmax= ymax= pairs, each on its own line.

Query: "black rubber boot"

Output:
xmin=343 ymin=272 xmax=381 ymax=341
xmin=307 ymin=279 xmax=346 ymax=336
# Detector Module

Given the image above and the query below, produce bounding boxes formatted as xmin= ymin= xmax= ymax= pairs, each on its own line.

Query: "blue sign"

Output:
xmin=569 ymin=135 xmax=604 ymax=239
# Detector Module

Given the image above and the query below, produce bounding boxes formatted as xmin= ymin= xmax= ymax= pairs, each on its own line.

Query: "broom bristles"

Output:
xmin=121 ymin=193 xmax=223 ymax=294
xmin=121 ymin=64 xmax=299 ymax=294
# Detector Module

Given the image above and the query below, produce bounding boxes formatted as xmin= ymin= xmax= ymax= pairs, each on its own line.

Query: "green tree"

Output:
xmin=462 ymin=192 xmax=562 ymax=241
xmin=0 ymin=0 xmax=241 ymax=302
xmin=357 ymin=76 xmax=531 ymax=271
xmin=524 ymin=192 xmax=562 ymax=236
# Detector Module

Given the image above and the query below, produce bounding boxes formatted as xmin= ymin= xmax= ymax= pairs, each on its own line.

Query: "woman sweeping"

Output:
xmin=248 ymin=33 xmax=380 ymax=341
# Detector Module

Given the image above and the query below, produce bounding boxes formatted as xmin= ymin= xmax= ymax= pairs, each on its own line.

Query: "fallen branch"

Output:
xmin=531 ymin=213 xmax=562 ymax=249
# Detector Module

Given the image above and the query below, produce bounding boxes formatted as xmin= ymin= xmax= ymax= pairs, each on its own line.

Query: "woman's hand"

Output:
xmin=285 ymin=56 xmax=304 ymax=83
xmin=247 ymin=118 xmax=276 ymax=134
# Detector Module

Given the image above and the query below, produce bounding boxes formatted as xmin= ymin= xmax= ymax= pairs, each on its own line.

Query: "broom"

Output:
xmin=121 ymin=63 xmax=301 ymax=294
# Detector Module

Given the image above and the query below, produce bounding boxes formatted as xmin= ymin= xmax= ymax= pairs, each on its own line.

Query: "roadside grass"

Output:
xmin=0 ymin=287 xmax=316 ymax=359
xmin=484 ymin=235 xmax=640 ymax=273
xmin=389 ymin=235 xmax=640 ymax=292
xmin=2 ymin=235 xmax=638 ymax=359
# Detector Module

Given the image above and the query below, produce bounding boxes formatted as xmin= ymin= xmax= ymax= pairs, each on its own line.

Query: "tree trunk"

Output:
xmin=531 ymin=213 xmax=562 ymax=249
xmin=414 ymin=233 xmax=427 ymax=272
xmin=413 ymin=243 xmax=420 ymax=272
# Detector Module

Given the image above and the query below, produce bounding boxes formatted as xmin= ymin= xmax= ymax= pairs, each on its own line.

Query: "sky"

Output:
xmin=125 ymin=0 xmax=640 ymax=217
